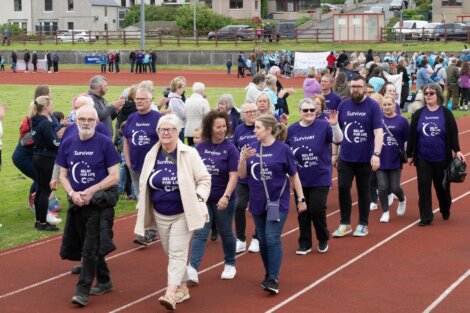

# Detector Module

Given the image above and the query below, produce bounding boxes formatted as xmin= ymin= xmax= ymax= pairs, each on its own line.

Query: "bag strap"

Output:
xmin=260 ymin=144 xmax=287 ymax=202
xmin=382 ymin=119 xmax=403 ymax=153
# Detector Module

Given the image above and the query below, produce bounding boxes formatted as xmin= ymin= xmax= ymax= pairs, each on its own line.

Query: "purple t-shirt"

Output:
xmin=124 ymin=110 xmax=161 ymax=172
xmin=246 ymin=140 xmax=297 ymax=215
xmin=149 ymin=150 xmax=184 ymax=216
xmin=286 ymin=119 xmax=333 ymax=187
xmin=55 ymin=132 xmax=120 ymax=192
xmin=232 ymin=123 xmax=257 ymax=185
xmin=324 ymin=91 xmax=342 ymax=112
xmin=417 ymin=106 xmax=446 ymax=162
xmin=62 ymin=122 xmax=110 ymax=140
xmin=338 ymin=97 xmax=383 ymax=163
xmin=380 ymin=114 xmax=409 ymax=170
xmin=196 ymin=139 xmax=239 ymax=203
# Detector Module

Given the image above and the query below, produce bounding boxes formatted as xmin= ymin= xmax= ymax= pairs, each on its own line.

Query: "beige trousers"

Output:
xmin=154 ymin=211 xmax=192 ymax=286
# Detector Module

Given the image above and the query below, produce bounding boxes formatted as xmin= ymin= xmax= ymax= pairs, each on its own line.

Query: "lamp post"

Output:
xmin=140 ymin=0 xmax=145 ymax=50
xmin=193 ymin=0 xmax=197 ymax=39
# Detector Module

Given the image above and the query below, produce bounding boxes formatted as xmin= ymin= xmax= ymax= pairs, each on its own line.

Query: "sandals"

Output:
xmin=158 ymin=287 xmax=190 ymax=310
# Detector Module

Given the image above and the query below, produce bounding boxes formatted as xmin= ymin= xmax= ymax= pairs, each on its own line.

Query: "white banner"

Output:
xmin=383 ymin=71 xmax=403 ymax=106
xmin=293 ymin=51 xmax=330 ymax=75
xmin=16 ymin=60 xmax=48 ymax=72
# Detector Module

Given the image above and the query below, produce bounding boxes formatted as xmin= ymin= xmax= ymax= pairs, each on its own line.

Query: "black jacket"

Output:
xmin=31 ymin=115 xmax=59 ymax=158
xmin=276 ymin=79 xmax=290 ymax=115
xmin=24 ymin=51 xmax=30 ymax=62
xmin=32 ymin=52 xmax=38 ymax=63
xmin=407 ymin=106 xmax=460 ymax=165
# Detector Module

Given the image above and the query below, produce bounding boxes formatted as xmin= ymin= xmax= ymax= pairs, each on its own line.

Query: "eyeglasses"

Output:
xmin=301 ymin=108 xmax=316 ymax=113
xmin=77 ymin=117 xmax=96 ymax=123
xmin=243 ymin=110 xmax=258 ymax=115
xmin=135 ymin=97 xmax=151 ymax=101
xmin=351 ymin=85 xmax=365 ymax=89
xmin=157 ymin=127 xmax=177 ymax=134
xmin=424 ymin=91 xmax=436 ymax=96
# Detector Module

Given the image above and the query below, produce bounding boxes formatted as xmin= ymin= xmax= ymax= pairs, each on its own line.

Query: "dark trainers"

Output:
xmin=295 ymin=246 xmax=312 ymax=255
xmin=36 ymin=222 xmax=59 ymax=231
xmin=263 ymin=278 xmax=279 ymax=294
xmin=210 ymin=229 xmax=218 ymax=241
xmin=441 ymin=210 xmax=450 ymax=220
xmin=90 ymin=281 xmax=113 ymax=296
xmin=71 ymin=264 xmax=82 ymax=275
xmin=133 ymin=236 xmax=148 ymax=246
xmin=71 ymin=294 xmax=89 ymax=306
xmin=318 ymin=241 xmax=329 ymax=254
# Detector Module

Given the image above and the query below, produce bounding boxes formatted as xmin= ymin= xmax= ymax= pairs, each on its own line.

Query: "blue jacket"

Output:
xmin=416 ymin=66 xmax=434 ymax=90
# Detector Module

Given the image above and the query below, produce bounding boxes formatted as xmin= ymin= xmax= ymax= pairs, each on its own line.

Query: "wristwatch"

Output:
xmin=373 ymin=152 xmax=381 ymax=157
xmin=297 ymin=197 xmax=306 ymax=203
xmin=224 ymin=194 xmax=230 ymax=200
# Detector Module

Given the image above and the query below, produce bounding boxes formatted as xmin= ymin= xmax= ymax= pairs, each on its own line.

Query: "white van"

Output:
xmin=392 ymin=20 xmax=428 ymax=39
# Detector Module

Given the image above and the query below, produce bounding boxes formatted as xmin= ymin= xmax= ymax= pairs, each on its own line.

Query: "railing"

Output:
xmin=381 ymin=26 xmax=470 ymax=43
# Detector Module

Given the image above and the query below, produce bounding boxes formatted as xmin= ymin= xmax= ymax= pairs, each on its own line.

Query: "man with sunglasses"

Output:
xmin=123 ymin=88 xmax=162 ymax=245
xmin=332 ymin=76 xmax=384 ymax=237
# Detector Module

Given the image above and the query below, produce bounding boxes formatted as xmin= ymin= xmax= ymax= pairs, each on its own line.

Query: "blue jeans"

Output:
xmin=12 ymin=144 xmax=37 ymax=194
xmin=189 ymin=199 xmax=236 ymax=270
xmin=251 ymin=211 xmax=288 ymax=280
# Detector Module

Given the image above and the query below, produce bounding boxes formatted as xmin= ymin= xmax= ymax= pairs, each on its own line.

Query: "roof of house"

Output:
xmin=89 ymin=0 xmax=120 ymax=6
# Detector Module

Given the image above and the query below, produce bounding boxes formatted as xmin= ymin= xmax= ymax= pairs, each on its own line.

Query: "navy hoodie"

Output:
xmin=31 ymin=115 xmax=60 ymax=158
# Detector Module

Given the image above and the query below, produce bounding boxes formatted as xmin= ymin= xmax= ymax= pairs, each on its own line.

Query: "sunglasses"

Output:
xmin=301 ymin=108 xmax=316 ymax=113
xmin=424 ymin=91 xmax=436 ymax=96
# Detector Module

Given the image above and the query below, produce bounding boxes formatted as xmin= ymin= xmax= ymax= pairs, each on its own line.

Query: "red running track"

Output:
xmin=1 ymin=70 xmax=470 ymax=312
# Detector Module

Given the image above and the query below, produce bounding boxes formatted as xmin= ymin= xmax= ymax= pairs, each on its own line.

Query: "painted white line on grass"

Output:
xmin=265 ymin=190 xmax=470 ymax=313
xmin=0 ymin=213 xmax=137 ymax=257
xmin=422 ymin=268 xmax=470 ymax=313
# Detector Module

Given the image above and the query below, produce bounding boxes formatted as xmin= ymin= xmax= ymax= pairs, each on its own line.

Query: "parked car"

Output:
xmin=391 ymin=20 xmax=429 ymax=39
xmin=321 ymin=3 xmax=344 ymax=13
xmin=207 ymin=25 xmax=254 ymax=40
xmin=411 ymin=22 xmax=442 ymax=40
xmin=56 ymin=30 xmax=96 ymax=42
xmin=365 ymin=6 xmax=385 ymax=13
xmin=389 ymin=0 xmax=403 ymax=11
xmin=430 ymin=23 xmax=470 ymax=41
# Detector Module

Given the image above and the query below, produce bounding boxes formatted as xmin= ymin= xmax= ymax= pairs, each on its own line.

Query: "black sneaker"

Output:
xmin=71 ymin=294 xmax=88 ymax=306
xmin=133 ymin=236 xmax=148 ymax=246
xmin=318 ymin=241 xmax=329 ymax=254
xmin=295 ymin=246 xmax=312 ymax=255
xmin=36 ymin=222 xmax=59 ymax=231
xmin=260 ymin=274 xmax=269 ymax=289
xmin=210 ymin=229 xmax=218 ymax=241
xmin=70 ymin=264 xmax=82 ymax=275
xmin=263 ymin=278 xmax=279 ymax=294
xmin=90 ymin=281 xmax=113 ymax=296
xmin=441 ymin=210 xmax=450 ymax=220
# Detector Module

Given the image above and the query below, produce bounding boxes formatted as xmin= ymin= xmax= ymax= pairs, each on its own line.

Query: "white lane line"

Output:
xmin=422 ymin=268 xmax=470 ymax=313
xmin=0 ymin=213 xmax=137 ymax=257
xmin=265 ymin=190 xmax=470 ymax=313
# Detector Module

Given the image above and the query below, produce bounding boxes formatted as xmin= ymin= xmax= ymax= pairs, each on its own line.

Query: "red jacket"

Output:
xmin=327 ymin=54 xmax=337 ymax=68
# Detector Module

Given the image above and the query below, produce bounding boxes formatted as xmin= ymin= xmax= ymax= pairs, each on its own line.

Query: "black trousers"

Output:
xmin=237 ymin=65 xmax=244 ymax=78
xmin=74 ymin=205 xmax=111 ymax=296
xmin=235 ymin=183 xmax=256 ymax=242
xmin=415 ymin=159 xmax=451 ymax=223
xmin=338 ymin=160 xmax=372 ymax=226
xmin=295 ymin=186 xmax=330 ymax=249
xmin=32 ymin=155 xmax=55 ymax=223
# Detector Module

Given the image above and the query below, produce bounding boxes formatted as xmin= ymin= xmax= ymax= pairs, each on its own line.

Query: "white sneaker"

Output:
xmin=397 ymin=197 xmax=407 ymax=216
xmin=236 ymin=239 xmax=246 ymax=253
xmin=388 ymin=194 xmax=394 ymax=206
xmin=380 ymin=211 xmax=390 ymax=223
xmin=47 ymin=212 xmax=62 ymax=225
xmin=221 ymin=264 xmax=237 ymax=280
xmin=187 ymin=265 xmax=199 ymax=284
xmin=370 ymin=202 xmax=378 ymax=211
xmin=248 ymin=238 xmax=260 ymax=253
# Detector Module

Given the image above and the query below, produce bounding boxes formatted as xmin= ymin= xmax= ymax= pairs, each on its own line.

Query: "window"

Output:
xmin=14 ymin=0 xmax=22 ymax=11
xmin=121 ymin=0 xmax=126 ymax=6
xmin=68 ymin=0 xmax=74 ymax=11
xmin=105 ymin=6 xmax=108 ymax=17
xmin=255 ymin=0 xmax=258 ymax=10
xmin=68 ymin=22 xmax=74 ymax=30
xmin=230 ymin=0 xmax=243 ymax=9
xmin=45 ymin=0 xmax=53 ymax=11
xmin=442 ymin=0 xmax=462 ymax=5
xmin=118 ymin=9 xmax=126 ymax=28
xmin=150 ymin=0 xmax=155 ymax=4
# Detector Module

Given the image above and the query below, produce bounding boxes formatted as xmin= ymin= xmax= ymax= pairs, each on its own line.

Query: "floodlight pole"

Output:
xmin=140 ymin=1 xmax=145 ymax=50
xmin=193 ymin=0 xmax=197 ymax=39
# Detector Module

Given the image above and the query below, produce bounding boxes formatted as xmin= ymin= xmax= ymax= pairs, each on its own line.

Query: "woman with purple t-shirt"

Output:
xmin=376 ymin=96 xmax=409 ymax=223
xmin=232 ymin=101 xmax=260 ymax=253
xmin=311 ymin=94 xmax=329 ymax=120
xmin=407 ymin=84 xmax=466 ymax=226
xmin=188 ymin=110 xmax=240 ymax=282
xmin=238 ymin=114 xmax=307 ymax=295
xmin=379 ymin=82 xmax=402 ymax=115
xmin=286 ymin=98 xmax=343 ymax=255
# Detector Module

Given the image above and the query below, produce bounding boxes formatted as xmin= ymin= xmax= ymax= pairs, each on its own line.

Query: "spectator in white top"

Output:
xmin=168 ymin=76 xmax=187 ymax=141
xmin=245 ymin=74 xmax=266 ymax=103
xmin=184 ymin=82 xmax=210 ymax=146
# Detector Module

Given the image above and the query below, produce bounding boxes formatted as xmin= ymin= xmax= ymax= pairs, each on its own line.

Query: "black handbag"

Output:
xmin=443 ymin=157 xmax=467 ymax=188
xmin=383 ymin=120 xmax=407 ymax=164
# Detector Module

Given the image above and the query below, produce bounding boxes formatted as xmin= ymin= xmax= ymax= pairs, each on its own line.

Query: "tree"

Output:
xmin=123 ymin=5 xmax=178 ymax=27
xmin=261 ymin=0 xmax=269 ymax=18
xmin=175 ymin=5 xmax=232 ymax=35
xmin=0 ymin=23 xmax=23 ymax=36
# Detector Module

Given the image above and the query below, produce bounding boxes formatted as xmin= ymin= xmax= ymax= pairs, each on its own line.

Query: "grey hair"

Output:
xmin=192 ymin=82 xmax=205 ymax=95
xmin=217 ymin=94 xmax=236 ymax=110
xmin=136 ymin=87 xmax=153 ymax=98
xmin=89 ymin=75 xmax=107 ymax=90
xmin=269 ymin=65 xmax=281 ymax=75
xmin=76 ymin=104 xmax=99 ymax=120
xmin=298 ymin=98 xmax=315 ymax=110
xmin=157 ymin=114 xmax=182 ymax=133
xmin=265 ymin=74 xmax=277 ymax=86
xmin=75 ymin=95 xmax=94 ymax=107
xmin=240 ymin=100 xmax=257 ymax=122
xmin=138 ymin=80 xmax=154 ymax=92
